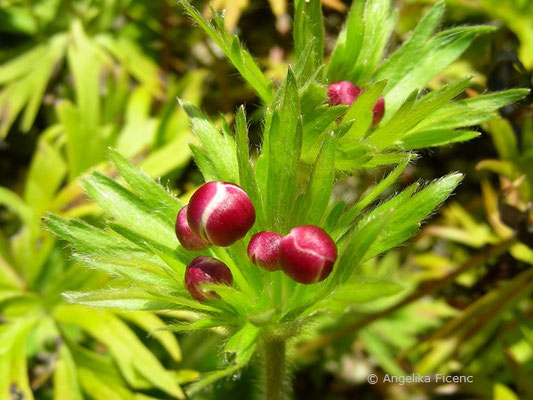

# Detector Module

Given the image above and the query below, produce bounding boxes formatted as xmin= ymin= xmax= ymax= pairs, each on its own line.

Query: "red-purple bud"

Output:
xmin=247 ymin=231 xmax=283 ymax=271
xmin=372 ymin=96 xmax=385 ymax=126
xmin=279 ymin=226 xmax=337 ymax=284
xmin=327 ymin=81 xmax=361 ymax=106
xmin=175 ymin=205 xmax=211 ymax=251
xmin=187 ymin=181 xmax=256 ymax=247
xmin=185 ymin=256 xmax=233 ymax=301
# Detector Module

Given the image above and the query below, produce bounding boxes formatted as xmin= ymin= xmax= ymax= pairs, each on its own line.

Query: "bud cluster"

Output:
xmin=175 ymin=181 xmax=339 ymax=301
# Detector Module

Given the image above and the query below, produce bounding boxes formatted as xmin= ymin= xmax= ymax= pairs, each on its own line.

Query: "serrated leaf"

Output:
xmin=375 ymin=1 xmax=444 ymax=92
xmin=108 ymin=149 xmax=182 ymax=223
xmin=338 ymin=155 xmax=411 ymax=230
xmin=382 ymin=25 xmax=494 ymax=114
xmin=44 ymin=214 xmax=139 ymax=255
xmin=294 ymin=0 xmax=324 ymax=82
xmin=369 ymin=78 xmax=472 ymax=150
xmin=296 ymin=135 xmax=336 ymax=225
xmin=266 ymin=70 xmax=302 ymax=231
xmin=409 ymin=89 xmax=530 ymax=132
xmin=341 ymin=80 xmax=388 ymax=140
xmin=179 ymin=1 xmax=272 ymax=103
xmin=400 ymin=129 xmax=480 ymax=149
xmin=75 ymin=255 xmax=179 ymax=291
xmin=63 ymin=289 xmax=218 ymax=313
xmin=180 ymin=100 xmax=239 ymax=183
xmin=83 ymin=172 xmax=177 ymax=249
xmin=367 ymin=173 xmax=463 ymax=257
xmin=327 ymin=0 xmax=395 ymax=84
xmin=301 ymin=104 xmax=346 ymax=162
xmin=234 ymin=106 xmax=266 ymax=228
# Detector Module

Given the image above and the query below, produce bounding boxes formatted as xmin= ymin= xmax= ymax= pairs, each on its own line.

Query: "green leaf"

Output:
xmin=296 ymin=135 xmax=336 ymax=226
xmin=119 ymin=311 xmax=182 ymax=362
xmin=97 ymin=35 xmax=163 ymax=97
xmin=115 ymin=86 xmax=157 ymax=157
xmin=332 ymin=279 xmax=405 ymax=304
xmin=367 ymin=173 xmax=463 ymax=257
xmin=0 ymin=187 xmax=35 ymax=234
xmin=326 ymin=0 xmax=364 ymax=81
xmin=54 ymin=345 xmax=83 ymax=400
xmin=334 ymin=211 xmax=391 ymax=286
xmin=189 ymin=144 xmax=219 ymax=182
xmin=57 ymin=101 xmax=104 ymax=181
xmin=55 ymin=305 xmax=186 ymax=398
xmin=74 ymin=255 xmax=179 ymax=291
xmin=66 ymin=21 xmax=106 ymax=177
xmin=83 ymin=172 xmax=177 ymax=249
xmin=63 ymin=289 xmax=218 ymax=313
xmin=360 ymin=328 xmax=405 ymax=376
xmin=293 ymin=0 xmax=324 ymax=82
xmin=0 ymin=34 xmax=66 ymax=137
xmin=486 ymin=118 xmax=520 ymax=161
xmin=224 ymin=322 xmax=261 ymax=364
xmin=234 ymin=106 xmax=266 ymax=228
xmin=400 ymin=129 xmax=480 ymax=149
xmin=381 ymin=25 xmax=495 ymax=114
xmin=301 ymin=104 xmax=346 ymax=162
xmin=23 ymin=126 xmax=67 ymax=212
xmin=334 ymin=140 xmax=374 ymax=171
xmin=186 ymin=322 xmax=259 ymax=396
xmin=374 ymin=1 xmax=445 ymax=93
xmin=180 ymin=100 xmax=239 ymax=183
xmin=409 ymin=89 xmax=530 ymax=132
xmin=179 ymin=1 xmax=272 ymax=103
xmin=369 ymin=78 xmax=473 ymax=150
xmin=338 ymin=155 xmax=411 ymax=229
xmin=108 ymin=149 xmax=182 ymax=223
xmin=266 ymin=69 xmax=302 ymax=231
xmin=0 ymin=317 xmax=36 ymax=400
xmin=327 ymin=0 xmax=395 ymax=84
xmin=341 ymin=80 xmax=388 ymax=140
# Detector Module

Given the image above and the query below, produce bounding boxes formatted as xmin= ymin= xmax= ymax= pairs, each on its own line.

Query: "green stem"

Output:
xmin=264 ymin=337 xmax=286 ymax=400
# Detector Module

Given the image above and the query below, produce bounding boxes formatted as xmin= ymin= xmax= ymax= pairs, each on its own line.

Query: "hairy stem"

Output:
xmin=264 ymin=337 xmax=286 ymax=400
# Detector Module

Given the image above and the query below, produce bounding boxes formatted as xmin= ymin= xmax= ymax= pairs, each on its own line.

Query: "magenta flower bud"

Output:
xmin=247 ymin=231 xmax=283 ymax=271
xmin=327 ymin=81 xmax=361 ymax=106
xmin=175 ymin=205 xmax=211 ymax=251
xmin=372 ymin=96 xmax=385 ymax=126
xmin=187 ymin=181 xmax=256 ymax=247
xmin=185 ymin=256 xmax=233 ymax=301
xmin=279 ymin=226 xmax=337 ymax=284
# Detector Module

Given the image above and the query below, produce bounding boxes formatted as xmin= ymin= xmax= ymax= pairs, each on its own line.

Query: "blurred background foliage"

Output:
xmin=0 ymin=0 xmax=532 ymax=399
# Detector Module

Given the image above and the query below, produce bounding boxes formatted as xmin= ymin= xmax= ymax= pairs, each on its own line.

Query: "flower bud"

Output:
xmin=327 ymin=81 xmax=386 ymax=126
xmin=247 ymin=231 xmax=283 ymax=271
xmin=327 ymin=81 xmax=361 ymax=106
xmin=175 ymin=205 xmax=211 ymax=251
xmin=187 ymin=181 xmax=256 ymax=247
xmin=372 ymin=96 xmax=385 ymax=126
xmin=279 ymin=226 xmax=337 ymax=284
xmin=185 ymin=256 xmax=233 ymax=301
